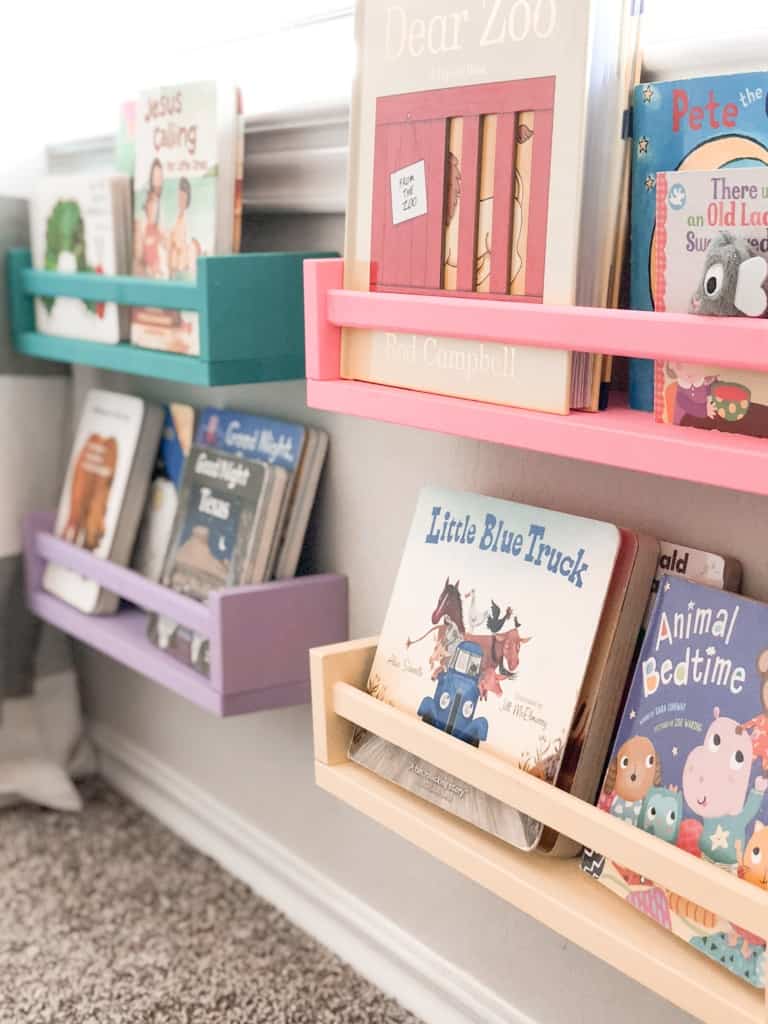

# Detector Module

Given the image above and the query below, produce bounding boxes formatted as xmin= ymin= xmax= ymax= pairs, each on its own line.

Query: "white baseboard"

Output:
xmin=89 ymin=721 xmax=530 ymax=1024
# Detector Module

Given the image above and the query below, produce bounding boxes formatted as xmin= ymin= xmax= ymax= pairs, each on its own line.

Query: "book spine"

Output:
xmin=654 ymin=173 xmax=669 ymax=314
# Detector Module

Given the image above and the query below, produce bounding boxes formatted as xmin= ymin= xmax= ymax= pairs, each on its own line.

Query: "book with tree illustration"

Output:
xmin=30 ymin=174 xmax=132 ymax=343
xmin=582 ymin=577 xmax=768 ymax=990
xmin=341 ymin=0 xmax=643 ymax=413
xmin=350 ymin=487 xmax=657 ymax=852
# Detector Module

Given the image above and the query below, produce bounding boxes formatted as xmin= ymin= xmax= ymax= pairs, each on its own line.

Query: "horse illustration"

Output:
xmin=407 ymin=579 xmax=531 ymax=699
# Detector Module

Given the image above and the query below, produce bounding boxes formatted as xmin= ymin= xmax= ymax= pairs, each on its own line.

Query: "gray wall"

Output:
xmin=76 ymin=210 xmax=729 ymax=1023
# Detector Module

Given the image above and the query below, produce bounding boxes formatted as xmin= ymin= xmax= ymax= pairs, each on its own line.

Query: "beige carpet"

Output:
xmin=0 ymin=779 xmax=420 ymax=1024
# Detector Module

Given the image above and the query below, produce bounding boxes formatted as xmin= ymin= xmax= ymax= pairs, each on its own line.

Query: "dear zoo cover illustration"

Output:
xmin=351 ymin=487 xmax=620 ymax=850
xmin=582 ymin=577 xmax=768 ymax=989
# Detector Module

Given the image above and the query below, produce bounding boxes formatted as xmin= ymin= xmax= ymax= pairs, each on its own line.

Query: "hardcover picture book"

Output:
xmin=147 ymin=444 xmax=288 ymax=673
xmin=643 ymin=541 xmax=742 ymax=631
xmin=341 ymin=0 xmax=642 ymax=414
xmin=582 ymin=577 xmax=768 ymax=990
xmin=194 ymin=408 xmax=328 ymax=579
xmin=30 ymin=174 xmax=132 ymax=343
xmin=629 ymin=71 xmax=768 ymax=410
xmin=350 ymin=487 xmax=623 ymax=850
xmin=130 ymin=81 xmax=242 ymax=355
xmin=653 ymin=167 xmax=768 ymax=439
xmin=132 ymin=403 xmax=195 ymax=582
xmin=43 ymin=389 xmax=163 ymax=615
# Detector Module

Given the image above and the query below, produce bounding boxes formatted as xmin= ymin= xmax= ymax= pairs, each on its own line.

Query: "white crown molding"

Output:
xmin=90 ymin=720 xmax=530 ymax=1024
xmin=46 ymin=104 xmax=350 ymax=216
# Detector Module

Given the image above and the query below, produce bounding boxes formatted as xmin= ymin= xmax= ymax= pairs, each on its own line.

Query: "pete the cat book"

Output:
xmin=350 ymin=486 xmax=620 ymax=851
xmin=629 ymin=71 xmax=768 ymax=410
xmin=582 ymin=577 xmax=768 ymax=990
xmin=653 ymin=169 xmax=768 ymax=439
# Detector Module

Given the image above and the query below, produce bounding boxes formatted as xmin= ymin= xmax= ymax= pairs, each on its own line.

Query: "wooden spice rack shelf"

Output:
xmin=303 ymin=258 xmax=768 ymax=497
xmin=311 ymin=637 xmax=768 ymax=1024
xmin=8 ymin=248 xmax=335 ymax=385
xmin=25 ymin=511 xmax=348 ymax=716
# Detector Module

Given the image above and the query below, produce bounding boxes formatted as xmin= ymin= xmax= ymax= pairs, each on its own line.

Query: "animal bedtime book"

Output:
xmin=628 ymin=71 xmax=768 ymax=410
xmin=350 ymin=486 xmax=621 ymax=851
xmin=582 ymin=577 xmax=768 ymax=989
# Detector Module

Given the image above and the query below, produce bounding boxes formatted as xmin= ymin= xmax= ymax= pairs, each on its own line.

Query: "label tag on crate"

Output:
xmin=390 ymin=160 xmax=428 ymax=225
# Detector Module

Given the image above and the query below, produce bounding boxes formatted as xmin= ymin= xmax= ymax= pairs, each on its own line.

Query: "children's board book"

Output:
xmin=30 ymin=175 xmax=132 ymax=343
xmin=340 ymin=0 xmax=642 ymax=414
xmin=349 ymin=486 xmax=622 ymax=851
xmin=43 ymin=389 xmax=163 ymax=615
xmin=628 ymin=71 xmax=768 ymax=411
xmin=132 ymin=403 xmax=195 ymax=582
xmin=652 ymin=168 xmax=768 ymax=439
xmin=582 ymin=577 xmax=768 ymax=990
xmin=194 ymin=408 xmax=328 ymax=579
xmin=130 ymin=81 xmax=241 ymax=355
xmin=643 ymin=541 xmax=742 ymax=632
xmin=147 ymin=445 xmax=288 ymax=674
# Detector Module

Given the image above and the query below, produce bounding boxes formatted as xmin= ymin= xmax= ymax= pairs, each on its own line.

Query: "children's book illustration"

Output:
xmin=60 ymin=434 xmax=118 ymax=552
xmin=372 ymin=80 xmax=551 ymax=300
xmin=351 ymin=487 xmax=620 ymax=850
xmin=131 ymin=82 xmax=237 ymax=355
xmin=628 ymin=72 xmax=768 ymax=409
xmin=31 ymin=175 xmax=130 ymax=343
xmin=583 ymin=577 xmax=768 ymax=989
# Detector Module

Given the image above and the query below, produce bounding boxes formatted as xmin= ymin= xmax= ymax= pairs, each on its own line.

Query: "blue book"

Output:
xmin=583 ymin=576 xmax=768 ymax=989
xmin=629 ymin=72 xmax=768 ymax=410
xmin=195 ymin=408 xmax=306 ymax=473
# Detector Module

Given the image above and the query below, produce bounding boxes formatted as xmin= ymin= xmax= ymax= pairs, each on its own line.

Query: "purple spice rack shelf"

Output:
xmin=23 ymin=511 xmax=348 ymax=716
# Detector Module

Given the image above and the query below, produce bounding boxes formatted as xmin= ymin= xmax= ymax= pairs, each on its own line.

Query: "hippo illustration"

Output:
xmin=683 ymin=708 xmax=768 ymax=865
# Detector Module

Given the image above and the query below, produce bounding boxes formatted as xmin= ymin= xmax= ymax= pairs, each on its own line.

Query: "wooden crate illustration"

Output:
xmin=370 ymin=77 xmax=555 ymax=301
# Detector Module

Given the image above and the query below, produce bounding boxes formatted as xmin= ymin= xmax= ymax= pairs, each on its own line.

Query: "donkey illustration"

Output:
xmin=407 ymin=579 xmax=531 ymax=699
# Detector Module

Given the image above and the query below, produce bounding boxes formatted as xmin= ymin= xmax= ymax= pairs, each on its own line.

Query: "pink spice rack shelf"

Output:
xmin=303 ymin=258 xmax=768 ymax=497
xmin=23 ymin=511 xmax=348 ymax=716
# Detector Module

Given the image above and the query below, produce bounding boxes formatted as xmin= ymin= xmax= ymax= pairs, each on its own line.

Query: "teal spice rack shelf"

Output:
xmin=6 ymin=248 xmax=336 ymax=386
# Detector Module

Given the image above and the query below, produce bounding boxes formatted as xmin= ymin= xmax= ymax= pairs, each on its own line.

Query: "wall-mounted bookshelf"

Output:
xmin=311 ymin=637 xmax=768 ymax=1024
xmin=304 ymin=258 xmax=768 ymax=497
xmin=8 ymin=248 xmax=335 ymax=386
xmin=25 ymin=511 xmax=348 ymax=716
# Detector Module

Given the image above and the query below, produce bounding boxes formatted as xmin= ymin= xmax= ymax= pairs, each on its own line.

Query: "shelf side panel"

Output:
xmin=210 ymin=573 xmax=348 ymax=695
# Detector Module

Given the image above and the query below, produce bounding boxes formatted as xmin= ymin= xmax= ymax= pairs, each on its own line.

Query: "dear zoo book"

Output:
xmin=340 ymin=0 xmax=642 ymax=413
xmin=350 ymin=487 xmax=621 ymax=851
xmin=582 ymin=578 xmax=768 ymax=990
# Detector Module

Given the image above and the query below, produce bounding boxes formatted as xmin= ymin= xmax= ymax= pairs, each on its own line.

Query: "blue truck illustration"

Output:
xmin=417 ymin=640 xmax=489 ymax=747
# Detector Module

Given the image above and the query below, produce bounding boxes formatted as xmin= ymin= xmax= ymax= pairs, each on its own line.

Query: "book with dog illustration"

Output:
xmin=147 ymin=444 xmax=287 ymax=674
xmin=341 ymin=0 xmax=643 ymax=413
xmin=43 ymin=389 xmax=163 ymax=615
xmin=350 ymin=486 xmax=623 ymax=850
xmin=628 ymin=71 xmax=768 ymax=410
xmin=130 ymin=81 xmax=241 ymax=355
xmin=582 ymin=577 xmax=768 ymax=990
xmin=30 ymin=174 xmax=132 ymax=343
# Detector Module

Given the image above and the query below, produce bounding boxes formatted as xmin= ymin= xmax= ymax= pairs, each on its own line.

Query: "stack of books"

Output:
xmin=28 ymin=80 xmax=244 ymax=354
xmin=44 ymin=394 xmax=327 ymax=673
